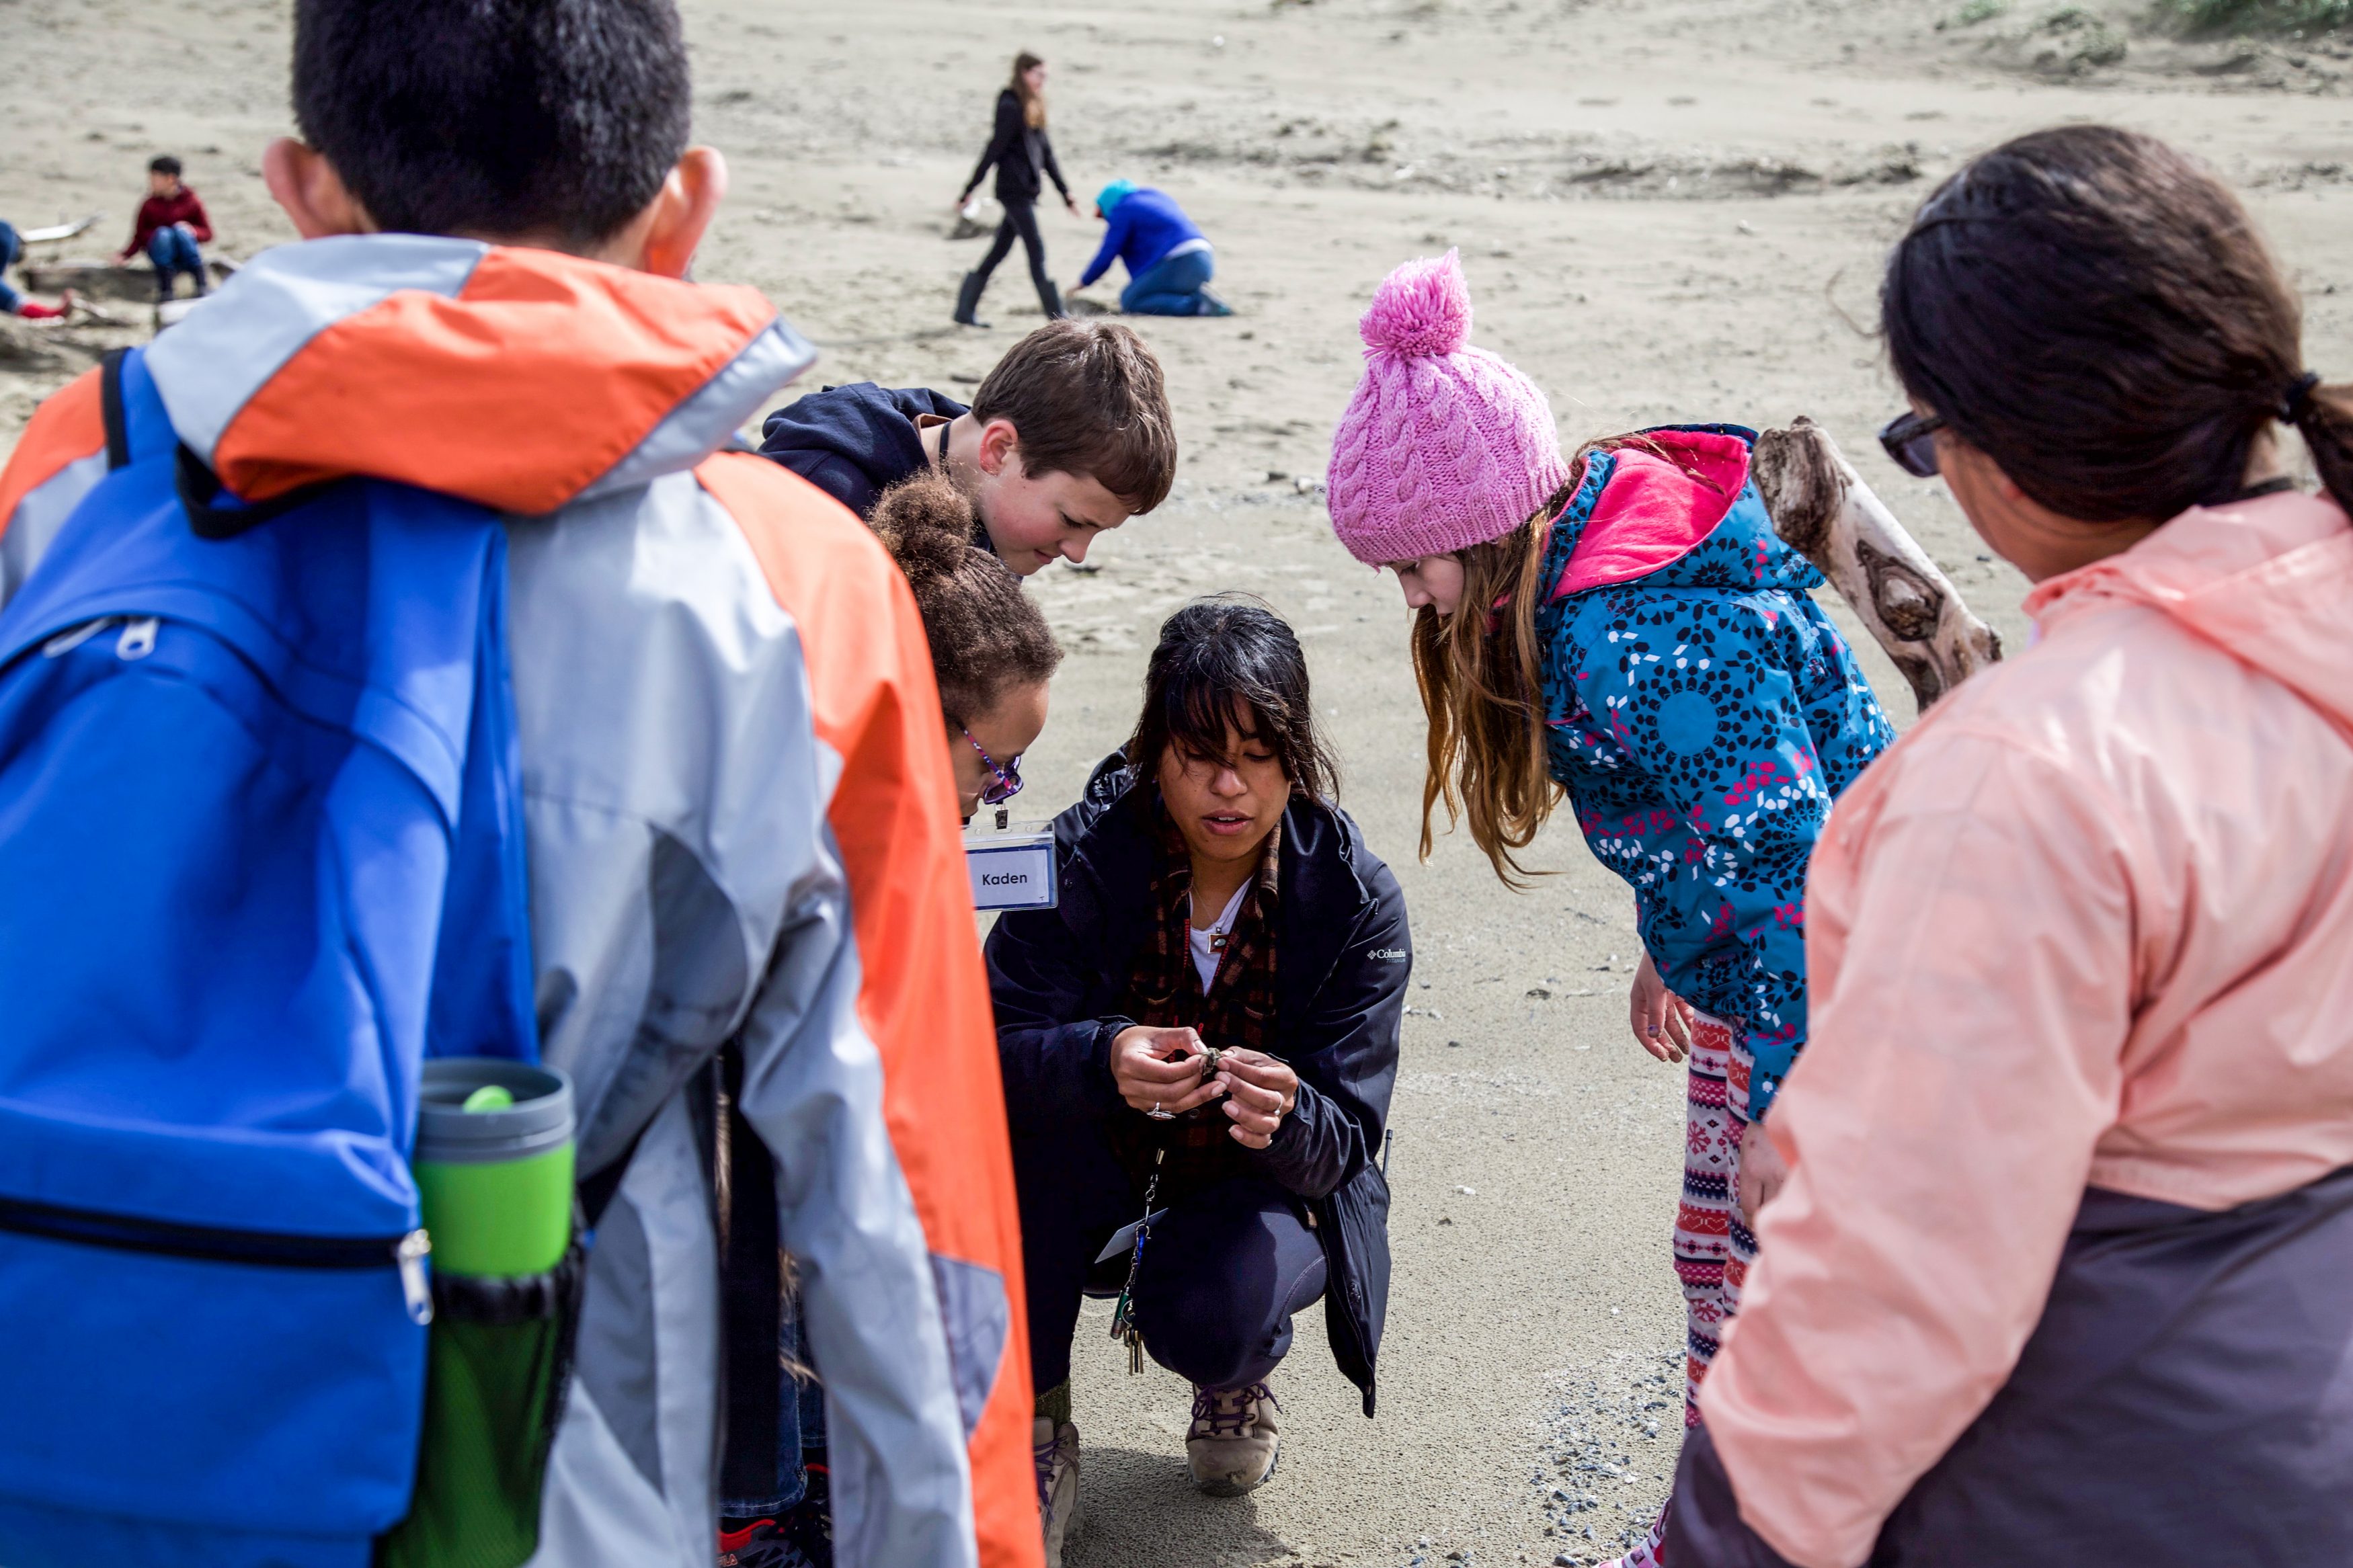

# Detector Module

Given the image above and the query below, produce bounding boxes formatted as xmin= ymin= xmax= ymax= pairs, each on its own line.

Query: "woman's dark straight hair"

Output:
xmin=1126 ymin=597 xmax=1339 ymax=802
xmin=1882 ymin=124 xmax=2353 ymax=524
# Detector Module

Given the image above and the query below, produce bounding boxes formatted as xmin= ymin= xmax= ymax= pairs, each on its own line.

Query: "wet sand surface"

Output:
xmin=7 ymin=1 xmax=2353 ymax=1563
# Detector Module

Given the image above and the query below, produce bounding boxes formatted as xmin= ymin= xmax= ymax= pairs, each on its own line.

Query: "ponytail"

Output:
xmin=2283 ymin=374 xmax=2353 ymax=520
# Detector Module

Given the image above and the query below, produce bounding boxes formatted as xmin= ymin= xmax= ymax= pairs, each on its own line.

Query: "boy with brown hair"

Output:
xmin=757 ymin=318 xmax=1177 ymax=575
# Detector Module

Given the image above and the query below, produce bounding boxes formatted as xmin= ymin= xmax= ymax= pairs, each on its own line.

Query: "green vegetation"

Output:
xmin=1952 ymin=0 xmax=2007 ymax=22
xmin=2160 ymin=0 xmax=2353 ymax=32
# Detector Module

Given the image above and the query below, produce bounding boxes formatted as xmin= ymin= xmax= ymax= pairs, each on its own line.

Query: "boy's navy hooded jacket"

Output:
xmin=757 ymin=382 xmax=969 ymax=520
xmin=985 ymin=755 xmax=1408 ymax=1415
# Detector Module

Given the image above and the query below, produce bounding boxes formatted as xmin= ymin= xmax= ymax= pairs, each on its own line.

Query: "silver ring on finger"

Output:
xmin=1146 ymin=1101 xmax=1174 ymax=1120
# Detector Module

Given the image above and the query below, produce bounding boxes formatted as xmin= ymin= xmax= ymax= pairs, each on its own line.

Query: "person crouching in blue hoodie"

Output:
xmin=1325 ymin=251 xmax=1895 ymax=1568
xmin=1073 ymin=180 xmax=1232 ymax=317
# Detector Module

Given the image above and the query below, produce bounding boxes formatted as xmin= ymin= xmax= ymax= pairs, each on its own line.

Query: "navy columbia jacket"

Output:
xmin=984 ymin=755 xmax=1408 ymax=1414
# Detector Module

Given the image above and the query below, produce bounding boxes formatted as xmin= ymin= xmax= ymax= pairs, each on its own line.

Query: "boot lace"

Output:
xmin=1189 ymin=1381 xmax=1270 ymax=1439
xmin=1033 ymin=1427 xmax=1061 ymax=1521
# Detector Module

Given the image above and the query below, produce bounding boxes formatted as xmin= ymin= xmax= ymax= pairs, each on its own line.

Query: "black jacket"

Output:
xmin=986 ymin=756 xmax=1410 ymax=1414
xmin=963 ymin=89 xmax=1070 ymax=208
xmin=757 ymin=383 xmax=969 ymax=520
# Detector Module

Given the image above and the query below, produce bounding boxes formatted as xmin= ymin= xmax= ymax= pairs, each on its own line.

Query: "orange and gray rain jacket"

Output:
xmin=0 ymin=235 xmax=1041 ymax=1568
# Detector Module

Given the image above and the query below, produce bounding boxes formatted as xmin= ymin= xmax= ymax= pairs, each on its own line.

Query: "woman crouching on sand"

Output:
xmin=1323 ymin=251 xmax=1893 ymax=1568
xmin=986 ymin=599 xmax=1406 ymax=1567
xmin=1669 ymin=125 xmax=2353 ymax=1568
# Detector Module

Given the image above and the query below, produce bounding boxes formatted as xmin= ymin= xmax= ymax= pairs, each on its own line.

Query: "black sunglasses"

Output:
xmin=962 ymin=728 xmax=1025 ymax=806
xmin=1879 ymin=410 xmax=1947 ymax=479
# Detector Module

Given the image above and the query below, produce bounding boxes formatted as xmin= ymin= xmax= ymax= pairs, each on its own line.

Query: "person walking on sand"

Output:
xmin=1669 ymin=125 xmax=2353 ymax=1568
xmin=1322 ymin=251 xmax=1893 ymax=1568
xmin=955 ymin=52 xmax=1078 ymax=328
xmin=1070 ymin=181 xmax=1232 ymax=318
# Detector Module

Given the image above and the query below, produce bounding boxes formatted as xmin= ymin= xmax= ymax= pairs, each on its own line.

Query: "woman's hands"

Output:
xmin=1111 ymin=1026 xmax=1223 ymax=1118
xmin=1212 ymin=1049 xmax=1299 ymax=1151
xmin=1738 ymin=1120 xmax=1790 ymax=1216
xmin=1109 ymin=1029 xmax=1299 ymax=1149
xmin=1628 ymin=951 xmax=1693 ymax=1065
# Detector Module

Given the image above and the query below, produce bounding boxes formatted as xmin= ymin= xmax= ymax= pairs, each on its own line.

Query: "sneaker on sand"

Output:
xmin=1187 ymin=1381 xmax=1281 ymax=1497
xmin=1033 ymin=1415 xmax=1080 ymax=1567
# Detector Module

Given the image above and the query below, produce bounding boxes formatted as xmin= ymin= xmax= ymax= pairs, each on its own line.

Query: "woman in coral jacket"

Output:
xmin=1672 ymin=125 xmax=2353 ymax=1568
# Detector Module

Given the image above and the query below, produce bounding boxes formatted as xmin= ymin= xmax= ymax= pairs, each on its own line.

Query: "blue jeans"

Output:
xmin=147 ymin=226 xmax=206 ymax=298
xmin=720 ymin=1292 xmax=829 ymax=1515
xmin=0 ymin=221 xmax=22 ymax=315
xmin=1121 ymin=247 xmax=1223 ymax=316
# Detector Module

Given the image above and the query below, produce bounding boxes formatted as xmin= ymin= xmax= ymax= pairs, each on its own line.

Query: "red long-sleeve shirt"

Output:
xmin=120 ymin=186 xmax=213 ymax=261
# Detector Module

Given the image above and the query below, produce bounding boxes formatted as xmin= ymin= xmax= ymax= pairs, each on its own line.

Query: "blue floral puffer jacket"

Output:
xmin=1535 ymin=425 xmax=1894 ymax=1118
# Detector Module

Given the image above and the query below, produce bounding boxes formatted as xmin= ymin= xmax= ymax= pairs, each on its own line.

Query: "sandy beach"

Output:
xmin=7 ymin=1 xmax=2353 ymax=1563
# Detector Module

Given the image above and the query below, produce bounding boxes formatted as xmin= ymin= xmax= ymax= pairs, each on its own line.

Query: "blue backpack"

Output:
xmin=0 ymin=348 xmax=538 ymax=1567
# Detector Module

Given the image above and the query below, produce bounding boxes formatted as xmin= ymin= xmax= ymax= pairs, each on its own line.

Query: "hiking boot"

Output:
xmin=1033 ymin=1415 xmax=1079 ymax=1567
xmin=1187 ymin=1381 xmax=1280 ymax=1496
xmin=953 ymin=270 xmax=990 ymax=328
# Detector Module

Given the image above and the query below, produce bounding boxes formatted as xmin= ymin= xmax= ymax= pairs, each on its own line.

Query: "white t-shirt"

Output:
xmin=1187 ymin=881 xmax=1252 ymax=995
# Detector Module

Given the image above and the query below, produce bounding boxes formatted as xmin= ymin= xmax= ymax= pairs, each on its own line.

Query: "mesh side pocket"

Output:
xmin=380 ymin=1233 xmax=586 ymax=1568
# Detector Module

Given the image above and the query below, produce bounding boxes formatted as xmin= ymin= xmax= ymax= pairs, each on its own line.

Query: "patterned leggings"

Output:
xmin=1615 ymin=1012 xmax=1755 ymax=1568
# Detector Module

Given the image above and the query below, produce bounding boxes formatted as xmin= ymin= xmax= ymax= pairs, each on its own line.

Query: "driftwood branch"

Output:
xmin=1752 ymin=416 xmax=2001 ymax=713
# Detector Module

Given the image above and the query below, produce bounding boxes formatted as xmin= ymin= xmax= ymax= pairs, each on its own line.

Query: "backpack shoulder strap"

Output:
xmin=99 ymin=349 xmax=132 ymax=472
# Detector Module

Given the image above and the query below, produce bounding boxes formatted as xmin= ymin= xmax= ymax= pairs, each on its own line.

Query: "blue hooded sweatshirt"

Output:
xmin=1078 ymin=188 xmax=1206 ymax=290
xmin=1535 ymin=425 xmax=1894 ymax=1119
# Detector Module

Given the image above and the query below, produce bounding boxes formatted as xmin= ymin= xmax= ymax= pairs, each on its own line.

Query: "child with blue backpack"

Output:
xmin=0 ymin=2 xmax=1034 ymax=1567
xmin=1323 ymin=251 xmax=1894 ymax=1567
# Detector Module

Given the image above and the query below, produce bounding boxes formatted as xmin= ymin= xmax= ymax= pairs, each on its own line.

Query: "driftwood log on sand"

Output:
xmin=1753 ymin=415 xmax=2002 ymax=712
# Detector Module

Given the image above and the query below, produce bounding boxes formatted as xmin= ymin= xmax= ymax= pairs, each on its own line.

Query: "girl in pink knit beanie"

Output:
xmin=1325 ymin=250 xmax=1894 ymax=1568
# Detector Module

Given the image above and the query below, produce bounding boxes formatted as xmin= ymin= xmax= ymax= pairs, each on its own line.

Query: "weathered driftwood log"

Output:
xmin=1753 ymin=415 xmax=2002 ymax=712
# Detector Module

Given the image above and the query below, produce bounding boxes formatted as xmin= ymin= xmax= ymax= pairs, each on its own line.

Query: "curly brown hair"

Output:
xmin=870 ymin=472 xmax=1062 ymax=725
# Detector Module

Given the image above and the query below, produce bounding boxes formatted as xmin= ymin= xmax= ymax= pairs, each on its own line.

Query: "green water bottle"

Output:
xmin=387 ymin=1061 xmax=580 ymax=1568
xmin=413 ymin=1060 xmax=574 ymax=1277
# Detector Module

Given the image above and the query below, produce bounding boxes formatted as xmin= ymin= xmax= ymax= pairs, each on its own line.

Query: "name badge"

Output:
xmin=965 ymin=831 xmax=1059 ymax=911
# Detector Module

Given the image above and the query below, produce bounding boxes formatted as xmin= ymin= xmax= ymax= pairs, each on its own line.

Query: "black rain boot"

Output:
xmin=954 ymin=271 xmax=990 ymax=329
xmin=1037 ymin=278 xmax=1066 ymax=321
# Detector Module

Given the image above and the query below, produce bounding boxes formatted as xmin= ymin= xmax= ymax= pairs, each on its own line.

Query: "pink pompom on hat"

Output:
xmin=1325 ymin=249 xmax=1570 ymax=567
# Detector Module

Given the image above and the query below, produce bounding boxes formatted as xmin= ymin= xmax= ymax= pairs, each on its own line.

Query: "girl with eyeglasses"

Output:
xmin=871 ymin=472 xmax=1062 ymax=823
xmin=1668 ymin=126 xmax=2353 ymax=1568
xmin=1323 ymin=251 xmax=1895 ymax=1568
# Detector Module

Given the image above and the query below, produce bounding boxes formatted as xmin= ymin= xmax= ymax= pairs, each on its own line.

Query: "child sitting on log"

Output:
xmin=117 ymin=155 xmax=213 ymax=303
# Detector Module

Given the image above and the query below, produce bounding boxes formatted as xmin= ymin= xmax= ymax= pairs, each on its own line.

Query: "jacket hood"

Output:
xmin=756 ymin=382 xmax=969 ymax=497
xmin=1546 ymin=424 xmax=1823 ymax=602
xmin=143 ymin=234 xmax=816 ymax=514
xmin=2027 ymin=489 xmax=2353 ymax=729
